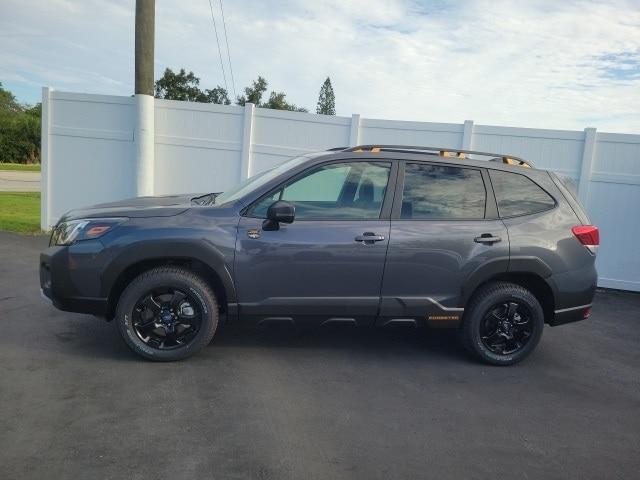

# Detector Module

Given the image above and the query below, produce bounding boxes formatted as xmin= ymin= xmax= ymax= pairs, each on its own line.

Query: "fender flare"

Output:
xmin=461 ymin=255 xmax=553 ymax=304
xmin=508 ymin=256 xmax=552 ymax=279
xmin=100 ymin=239 xmax=237 ymax=304
xmin=461 ymin=256 xmax=510 ymax=304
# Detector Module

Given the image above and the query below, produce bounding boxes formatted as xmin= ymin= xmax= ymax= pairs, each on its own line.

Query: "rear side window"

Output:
xmin=489 ymin=170 xmax=555 ymax=217
xmin=401 ymin=163 xmax=486 ymax=219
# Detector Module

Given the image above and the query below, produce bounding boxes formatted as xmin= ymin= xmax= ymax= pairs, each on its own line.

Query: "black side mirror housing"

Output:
xmin=263 ymin=200 xmax=295 ymax=231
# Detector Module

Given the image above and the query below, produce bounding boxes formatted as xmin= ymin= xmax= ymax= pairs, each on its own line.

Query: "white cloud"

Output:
xmin=1 ymin=0 xmax=639 ymax=132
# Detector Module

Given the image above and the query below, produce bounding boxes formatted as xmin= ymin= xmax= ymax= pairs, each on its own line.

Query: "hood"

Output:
xmin=60 ymin=193 xmax=203 ymax=222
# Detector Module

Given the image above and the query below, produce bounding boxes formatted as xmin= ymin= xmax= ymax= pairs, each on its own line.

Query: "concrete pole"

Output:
xmin=240 ymin=103 xmax=255 ymax=180
xmin=134 ymin=0 xmax=155 ymax=196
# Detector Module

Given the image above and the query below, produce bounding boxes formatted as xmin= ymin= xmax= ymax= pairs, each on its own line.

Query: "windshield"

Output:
xmin=215 ymin=153 xmax=317 ymax=205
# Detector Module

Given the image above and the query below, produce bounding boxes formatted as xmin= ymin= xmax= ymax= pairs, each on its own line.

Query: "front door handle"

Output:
xmin=355 ymin=232 xmax=385 ymax=244
xmin=474 ymin=234 xmax=502 ymax=244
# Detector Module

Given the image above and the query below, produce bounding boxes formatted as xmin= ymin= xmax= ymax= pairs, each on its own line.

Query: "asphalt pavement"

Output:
xmin=1 ymin=231 xmax=639 ymax=480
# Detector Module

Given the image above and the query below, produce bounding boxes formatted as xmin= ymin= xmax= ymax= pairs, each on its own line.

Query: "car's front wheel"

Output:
xmin=461 ymin=282 xmax=544 ymax=366
xmin=115 ymin=266 xmax=219 ymax=361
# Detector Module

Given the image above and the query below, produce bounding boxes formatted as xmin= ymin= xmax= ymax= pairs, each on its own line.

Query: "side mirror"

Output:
xmin=263 ymin=200 xmax=295 ymax=231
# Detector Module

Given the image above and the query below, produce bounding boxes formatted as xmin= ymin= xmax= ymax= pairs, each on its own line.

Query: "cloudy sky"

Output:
xmin=1 ymin=0 xmax=639 ymax=132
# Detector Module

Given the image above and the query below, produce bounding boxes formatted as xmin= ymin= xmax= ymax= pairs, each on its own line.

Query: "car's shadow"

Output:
xmin=211 ymin=322 xmax=471 ymax=365
xmin=55 ymin=314 xmax=469 ymax=363
xmin=219 ymin=322 xmax=457 ymax=348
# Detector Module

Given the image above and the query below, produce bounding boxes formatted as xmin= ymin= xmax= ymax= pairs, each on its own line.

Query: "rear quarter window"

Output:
xmin=489 ymin=170 xmax=555 ymax=217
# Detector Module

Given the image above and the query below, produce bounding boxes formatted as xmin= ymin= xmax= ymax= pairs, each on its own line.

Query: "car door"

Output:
xmin=235 ymin=159 xmax=397 ymax=326
xmin=379 ymin=161 xmax=509 ymax=326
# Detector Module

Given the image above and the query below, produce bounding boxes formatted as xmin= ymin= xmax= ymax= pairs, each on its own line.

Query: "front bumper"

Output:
xmin=40 ymin=243 xmax=109 ymax=316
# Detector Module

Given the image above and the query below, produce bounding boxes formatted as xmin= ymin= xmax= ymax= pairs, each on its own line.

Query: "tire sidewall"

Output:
xmin=466 ymin=287 xmax=544 ymax=366
xmin=116 ymin=270 xmax=218 ymax=361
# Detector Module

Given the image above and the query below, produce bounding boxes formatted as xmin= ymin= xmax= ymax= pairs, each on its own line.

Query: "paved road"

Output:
xmin=0 ymin=171 xmax=40 ymax=191
xmin=1 ymin=231 xmax=639 ymax=480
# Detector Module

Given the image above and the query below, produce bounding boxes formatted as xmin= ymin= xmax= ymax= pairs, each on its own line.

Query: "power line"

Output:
xmin=218 ymin=0 xmax=237 ymax=100
xmin=207 ymin=0 xmax=228 ymax=93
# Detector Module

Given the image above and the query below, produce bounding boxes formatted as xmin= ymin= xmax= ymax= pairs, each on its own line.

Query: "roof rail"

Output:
xmin=342 ymin=145 xmax=534 ymax=168
xmin=326 ymin=146 xmax=348 ymax=151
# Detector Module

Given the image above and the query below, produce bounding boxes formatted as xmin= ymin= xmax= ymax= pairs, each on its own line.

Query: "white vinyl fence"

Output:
xmin=41 ymin=88 xmax=640 ymax=291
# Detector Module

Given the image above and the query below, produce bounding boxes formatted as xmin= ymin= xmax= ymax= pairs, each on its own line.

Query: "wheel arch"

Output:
xmin=466 ymin=272 xmax=556 ymax=324
xmin=102 ymin=240 xmax=237 ymax=320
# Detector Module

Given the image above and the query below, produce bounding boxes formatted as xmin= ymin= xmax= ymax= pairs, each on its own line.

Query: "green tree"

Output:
xmin=26 ymin=103 xmax=42 ymax=119
xmin=236 ymin=76 xmax=268 ymax=106
xmin=154 ymin=68 xmax=230 ymax=104
xmin=154 ymin=68 xmax=202 ymax=101
xmin=0 ymin=82 xmax=41 ymax=164
xmin=316 ymin=77 xmax=336 ymax=115
xmin=203 ymin=87 xmax=231 ymax=105
xmin=237 ymin=76 xmax=307 ymax=112
xmin=155 ymin=70 xmax=306 ymax=111
xmin=0 ymin=82 xmax=22 ymax=117
xmin=263 ymin=91 xmax=307 ymax=112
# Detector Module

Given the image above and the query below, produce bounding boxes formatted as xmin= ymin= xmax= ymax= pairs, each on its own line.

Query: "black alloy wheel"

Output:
xmin=460 ymin=281 xmax=544 ymax=366
xmin=479 ymin=301 xmax=533 ymax=355
xmin=116 ymin=267 xmax=219 ymax=361
xmin=132 ymin=288 xmax=202 ymax=350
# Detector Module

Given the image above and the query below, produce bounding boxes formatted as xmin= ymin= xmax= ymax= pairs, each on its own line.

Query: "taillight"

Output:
xmin=572 ymin=225 xmax=599 ymax=253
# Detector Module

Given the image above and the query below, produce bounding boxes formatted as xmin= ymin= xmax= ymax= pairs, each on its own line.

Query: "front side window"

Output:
xmin=489 ymin=170 xmax=555 ymax=217
xmin=250 ymin=161 xmax=391 ymax=220
xmin=401 ymin=163 xmax=486 ymax=219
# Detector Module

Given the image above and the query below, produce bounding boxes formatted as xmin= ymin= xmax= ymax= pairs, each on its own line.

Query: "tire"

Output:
xmin=115 ymin=266 xmax=219 ymax=361
xmin=460 ymin=282 xmax=544 ymax=366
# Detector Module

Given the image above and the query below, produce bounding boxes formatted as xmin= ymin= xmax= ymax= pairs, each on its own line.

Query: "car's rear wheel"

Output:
xmin=115 ymin=266 xmax=219 ymax=361
xmin=461 ymin=282 xmax=544 ymax=366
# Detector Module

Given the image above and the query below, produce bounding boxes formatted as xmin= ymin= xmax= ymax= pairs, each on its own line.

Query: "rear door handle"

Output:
xmin=474 ymin=234 xmax=502 ymax=244
xmin=355 ymin=232 xmax=385 ymax=244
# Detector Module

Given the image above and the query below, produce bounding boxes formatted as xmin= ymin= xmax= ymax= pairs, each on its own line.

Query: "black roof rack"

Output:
xmin=341 ymin=145 xmax=534 ymax=168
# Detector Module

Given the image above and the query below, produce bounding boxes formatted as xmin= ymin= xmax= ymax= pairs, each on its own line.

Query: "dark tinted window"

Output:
xmin=250 ymin=161 xmax=391 ymax=220
xmin=490 ymin=170 xmax=555 ymax=217
xmin=401 ymin=163 xmax=486 ymax=219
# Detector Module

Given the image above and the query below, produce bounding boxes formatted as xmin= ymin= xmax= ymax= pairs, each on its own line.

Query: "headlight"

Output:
xmin=51 ymin=218 xmax=127 ymax=246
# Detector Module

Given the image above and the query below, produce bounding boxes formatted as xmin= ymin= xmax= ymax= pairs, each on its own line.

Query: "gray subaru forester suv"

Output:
xmin=40 ymin=145 xmax=598 ymax=365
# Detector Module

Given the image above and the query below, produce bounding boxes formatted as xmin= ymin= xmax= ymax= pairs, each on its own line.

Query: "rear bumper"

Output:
xmin=40 ymin=245 xmax=109 ymax=317
xmin=549 ymin=303 xmax=592 ymax=326
xmin=547 ymin=261 xmax=597 ymax=326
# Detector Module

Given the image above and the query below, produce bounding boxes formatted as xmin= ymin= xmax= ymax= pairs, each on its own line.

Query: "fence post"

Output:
xmin=240 ymin=102 xmax=255 ymax=180
xmin=462 ymin=120 xmax=474 ymax=150
xmin=578 ymin=127 xmax=597 ymax=207
xmin=40 ymin=87 xmax=52 ymax=230
xmin=349 ymin=114 xmax=361 ymax=146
